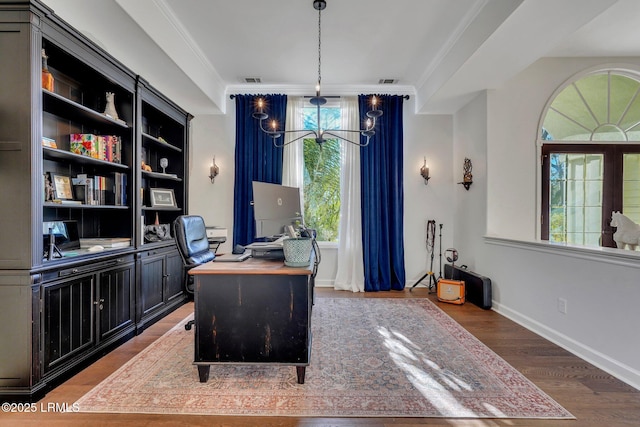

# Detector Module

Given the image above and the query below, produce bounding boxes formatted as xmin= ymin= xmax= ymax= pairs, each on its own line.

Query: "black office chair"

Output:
xmin=173 ymin=214 xmax=215 ymax=293
xmin=173 ymin=215 xmax=215 ymax=329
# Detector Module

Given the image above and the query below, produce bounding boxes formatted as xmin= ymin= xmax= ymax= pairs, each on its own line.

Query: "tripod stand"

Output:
xmin=44 ymin=228 xmax=62 ymax=260
xmin=410 ymin=220 xmax=439 ymax=292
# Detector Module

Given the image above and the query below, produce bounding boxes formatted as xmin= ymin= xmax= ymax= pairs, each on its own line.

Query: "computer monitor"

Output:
xmin=43 ymin=220 xmax=81 ymax=251
xmin=252 ymin=181 xmax=302 ymax=238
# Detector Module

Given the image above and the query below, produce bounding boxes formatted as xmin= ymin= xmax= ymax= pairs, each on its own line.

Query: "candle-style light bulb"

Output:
xmin=372 ymin=96 xmax=377 ymax=107
xmin=271 ymin=120 xmax=277 ymax=131
xmin=366 ymin=118 xmax=372 ymax=129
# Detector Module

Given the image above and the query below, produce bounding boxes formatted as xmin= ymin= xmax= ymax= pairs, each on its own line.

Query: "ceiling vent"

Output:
xmin=244 ymin=77 xmax=262 ymax=83
xmin=378 ymin=78 xmax=397 ymax=84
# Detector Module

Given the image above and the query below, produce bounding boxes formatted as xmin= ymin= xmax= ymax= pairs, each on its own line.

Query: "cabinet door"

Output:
xmin=43 ymin=275 xmax=95 ymax=373
xmin=139 ymin=254 xmax=165 ymax=315
xmin=98 ymin=262 xmax=135 ymax=342
xmin=164 ymin=250 xmax=184 ymax=303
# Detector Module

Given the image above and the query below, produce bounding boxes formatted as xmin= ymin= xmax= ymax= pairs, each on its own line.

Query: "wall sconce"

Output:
xmin=457 ymin=157 xmax=473 ymax=190
xmin=208 ymin=156 xmax=219 ymax=184
xmin=420 ymin=157 xmax=430 ymax=185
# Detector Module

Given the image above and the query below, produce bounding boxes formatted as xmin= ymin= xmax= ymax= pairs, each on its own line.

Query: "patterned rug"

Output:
xmin=75 ymin=297 xmax=573 ymax=418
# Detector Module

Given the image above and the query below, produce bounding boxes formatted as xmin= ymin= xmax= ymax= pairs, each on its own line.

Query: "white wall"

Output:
xmin=452 ymin=57 xmax=640 ymax=390
xmin=403 ymin=102 xmax=454 ymax=287
xmin=188 ymin=103 xmax=236 ymax=255
xmin=452 ymin=92 xmax=488 ymax=270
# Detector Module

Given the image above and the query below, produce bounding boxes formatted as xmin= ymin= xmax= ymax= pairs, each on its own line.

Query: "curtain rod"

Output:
xmin=229 ymin=94 xmax=410 ymax=100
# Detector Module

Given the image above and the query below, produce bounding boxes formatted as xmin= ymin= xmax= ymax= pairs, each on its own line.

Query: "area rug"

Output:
xmin=75 ymin=297 xmax=573 ymax=418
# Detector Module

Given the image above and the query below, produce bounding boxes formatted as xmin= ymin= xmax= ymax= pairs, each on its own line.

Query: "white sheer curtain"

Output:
xmin=333 ymin=96 xmax=365 ymax=292
xmin=282 ymin=97 xmax=305 ymax=211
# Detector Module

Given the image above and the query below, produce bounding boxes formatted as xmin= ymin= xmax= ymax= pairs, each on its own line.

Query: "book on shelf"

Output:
xmin=79 ymin=237 xmax=131 ymax=248
xmin=113 ymin=172 xmax=127 ymax=206
xmin=51 ymin=199 xmax=82 ymax=205
xmin=42 ymin=136 xmax=57 ymax=148
xmin=72 ymin=172 xmax=127 ymax=206
xmin=70 ymin=133 xmax=121 ymax=163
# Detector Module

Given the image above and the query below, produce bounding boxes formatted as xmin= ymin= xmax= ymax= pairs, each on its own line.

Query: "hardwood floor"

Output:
xmin=2 ymin=287 xmax=639 ymax=426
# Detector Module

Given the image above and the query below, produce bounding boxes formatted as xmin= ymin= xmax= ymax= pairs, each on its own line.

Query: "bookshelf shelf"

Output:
xmin=43 ymin=146 xmax=130 ymax=170
xmin=142 ymin=170 xmax=182 ymax=182
xmin=43 ymin=202 xmax=130 ymax=209
xmin=142 ymin=132 xmax=182 ymax=153
xmin=43 ymin=89 xmax=130 ymax=129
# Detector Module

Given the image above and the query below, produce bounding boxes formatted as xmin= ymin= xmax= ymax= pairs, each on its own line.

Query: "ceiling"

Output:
xmin=39 ymin=0 xmax=640 ymax=116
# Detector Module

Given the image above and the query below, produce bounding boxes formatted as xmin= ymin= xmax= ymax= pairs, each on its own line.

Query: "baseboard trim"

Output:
xmin=314 ymin=279 xmax=333 ymax=288
xmin=492 ymin=300 xmax=640 ymax=391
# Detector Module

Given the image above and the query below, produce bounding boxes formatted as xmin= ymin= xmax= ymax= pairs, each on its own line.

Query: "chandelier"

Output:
xmin=252 ymin=0 xmax=382 ymax=147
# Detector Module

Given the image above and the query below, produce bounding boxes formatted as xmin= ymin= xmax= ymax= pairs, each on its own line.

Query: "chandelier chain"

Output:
xmin=317 ymin=5 xmax=322 ymax=87
xmin=251 ymin=0 xmax=381 ymax=148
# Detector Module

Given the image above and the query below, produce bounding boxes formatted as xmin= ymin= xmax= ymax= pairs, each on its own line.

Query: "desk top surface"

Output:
xmin=189 ymin=256 xmax=313 ymax=276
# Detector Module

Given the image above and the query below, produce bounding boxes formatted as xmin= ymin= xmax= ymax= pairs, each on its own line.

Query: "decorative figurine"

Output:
xmin=41 ymin=49 xmax=55 ymax=92
xmin=44 ymin=173 xmax=54 ymax=202
xmin=610 ymin=211 xmax=640 ymax=251
xmin=103 ymin=92 xmax=120 ymax=120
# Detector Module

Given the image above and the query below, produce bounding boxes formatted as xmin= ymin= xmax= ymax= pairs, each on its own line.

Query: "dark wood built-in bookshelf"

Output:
xmin=0 ymin=0 xmax=191 ymax=400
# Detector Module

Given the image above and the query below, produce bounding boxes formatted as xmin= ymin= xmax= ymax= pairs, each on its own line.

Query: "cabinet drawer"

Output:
xmin=139 ymin=245 xmax=176 ymax=259
xmin=56 ymin=255 xmax=135 ymax=278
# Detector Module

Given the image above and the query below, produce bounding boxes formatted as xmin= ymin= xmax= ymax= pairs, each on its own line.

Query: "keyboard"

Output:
xmin=213 ymin=252 xmax=251 ymax=262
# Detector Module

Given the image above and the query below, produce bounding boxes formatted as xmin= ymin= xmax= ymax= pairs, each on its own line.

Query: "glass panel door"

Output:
xmin=549 ymin=153 xmax=604 ymax=245
xmin=623 ymin=153 xmax=640 ymax=223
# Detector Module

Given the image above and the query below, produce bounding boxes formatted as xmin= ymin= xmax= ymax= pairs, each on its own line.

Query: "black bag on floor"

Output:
xmin=444 ymin=264 xmax=492 ymax=309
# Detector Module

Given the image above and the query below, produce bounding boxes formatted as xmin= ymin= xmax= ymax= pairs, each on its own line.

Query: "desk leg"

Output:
xmin=296 ymin=366 xmax=306 ymax=384
xmin=198 ymin=365 xmax=210 ymax=383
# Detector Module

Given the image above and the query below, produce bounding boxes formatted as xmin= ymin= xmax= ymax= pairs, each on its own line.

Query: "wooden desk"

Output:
xmin=189 ymin=257 xmax=314 ymax=384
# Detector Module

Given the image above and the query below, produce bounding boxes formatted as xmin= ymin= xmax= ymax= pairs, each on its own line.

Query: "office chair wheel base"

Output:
xmin=184 ymin=320 xmax=194 ymax=331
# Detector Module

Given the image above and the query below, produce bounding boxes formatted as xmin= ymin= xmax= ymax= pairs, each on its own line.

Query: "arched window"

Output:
xmin=540 ymin=70 xmax=640 ymax=247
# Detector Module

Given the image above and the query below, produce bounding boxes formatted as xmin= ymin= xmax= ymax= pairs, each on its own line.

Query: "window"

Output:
xmin=302 ymin=105 xmax=341 ymax=241
xmin=540 ymin=71 xmax=640 ymax=247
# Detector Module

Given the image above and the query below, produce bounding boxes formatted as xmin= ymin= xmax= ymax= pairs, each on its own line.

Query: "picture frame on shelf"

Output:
xmin=149 ymin=188 xmax=176 ymax=208
xmin=50 ymin=173 xmax=74 ymax=200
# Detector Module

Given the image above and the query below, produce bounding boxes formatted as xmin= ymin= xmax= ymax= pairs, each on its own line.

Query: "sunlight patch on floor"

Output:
xmin=378 ymin=325 xmax=479 ymax=417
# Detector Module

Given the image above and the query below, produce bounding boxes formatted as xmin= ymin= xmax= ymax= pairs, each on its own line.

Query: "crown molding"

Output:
xmin=226 ymin=84 xmax=416 ymax=98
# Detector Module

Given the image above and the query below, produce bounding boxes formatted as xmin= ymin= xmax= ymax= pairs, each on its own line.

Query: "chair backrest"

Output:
xmin=173 ymin=215 xmax=215 ymax=268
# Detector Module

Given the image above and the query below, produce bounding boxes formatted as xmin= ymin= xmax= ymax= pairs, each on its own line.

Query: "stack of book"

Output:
xmin=70 ymin=133 xmax=122 ymax=163
xmin=79 ymin=237 xmax=131 ymax=249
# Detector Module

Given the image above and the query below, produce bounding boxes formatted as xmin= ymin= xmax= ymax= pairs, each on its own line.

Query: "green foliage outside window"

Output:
xmin=302 ymin=106 xmax=341 ymax=241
